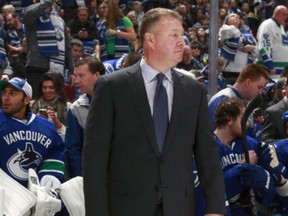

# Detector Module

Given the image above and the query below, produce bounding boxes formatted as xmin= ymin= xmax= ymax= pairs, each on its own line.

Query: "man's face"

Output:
xmin=191 ymin=48 xmax=200 ymax=58
xmin=6 ymin=14 xmax=16 ymax=29
xmin=74 ymin=64 xmax=99 ymax=96
xmin=245 ymin=77 xmax=268 ymax=100
xmin=230 ymin=106 xmax=245 ymax=138
xmin=151 ymin=16 xmax=185 ymax=68
xmin=182 ymin=47 xmax=192 ymax=64
xmin=278 ymin=9 xmax=288 ymax=26
xmin=2 ymin=85 xmax=28 ymax=118
xmin=77 ymin=9 xmax=89 ymax=24
xmin=71 ymin=45 xmax=83 ymax=61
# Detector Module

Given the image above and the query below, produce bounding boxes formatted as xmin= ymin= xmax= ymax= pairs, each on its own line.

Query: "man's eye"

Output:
xmin=169 ymin=33 xmax=179 ymax=39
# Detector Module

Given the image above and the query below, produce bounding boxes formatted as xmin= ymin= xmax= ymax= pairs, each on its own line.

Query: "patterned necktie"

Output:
xmin=153 ymin=73 xmax=169 ymax=154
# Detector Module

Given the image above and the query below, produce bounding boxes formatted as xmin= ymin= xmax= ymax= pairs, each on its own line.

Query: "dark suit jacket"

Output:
xmin=83 ymin=62 xmax=226 ymax=216
xmin=261 ymin=98 xmax=288 ymax=143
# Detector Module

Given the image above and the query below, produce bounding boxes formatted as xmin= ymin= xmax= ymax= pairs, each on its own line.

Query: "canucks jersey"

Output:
xmin=214 ymin=135 xmax=275 ymax=209
xmin=0 ymin=109 xmax=65 ymax=187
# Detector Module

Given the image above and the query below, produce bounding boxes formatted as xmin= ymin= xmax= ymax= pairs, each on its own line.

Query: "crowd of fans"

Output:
xmin=2 ymin=0 xmax=288 ymax=215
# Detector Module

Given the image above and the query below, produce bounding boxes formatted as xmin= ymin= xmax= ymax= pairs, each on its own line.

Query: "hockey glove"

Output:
xmin=237 ymin=164 xmax=270 ymax=190
xmin=260 ymin=143 xmax=288 ymax=179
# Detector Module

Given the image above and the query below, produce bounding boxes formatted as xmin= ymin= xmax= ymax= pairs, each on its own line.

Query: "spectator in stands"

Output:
xmin=219 ymin=7 xmax=228 ymax=17
xmin=121 ymin=51 xmax=142 ymax=68
xmin=61 ymin=0 xmax=79 ymax=23
xmin=187 ymin=27 xmax=197 ymax=43
xmin=0 ymin=15 xmax=8 ymax=74
xmin=2 ymin=4 xmax=15 ymax=24
xmin=201 ymin=56 xmax=226 ymax=90
xmin=247 ymin=1 xmax=261 ymax=37
xmin=192 ymin=8 xmax=204 ymax=26
xmin=103 ymin=0 xmax=137 ymax=60
xmin=65 ymin=57 xmax=105 ymax=178
xmin=219 ymin=13 xmax=257 ymax=82
xmin=209 ymin=64 xmax=269 ymax=130
xmin=126 ymin=11 xmax=139 ymax=36
xmin=261 ymin=0 xmax=275 ymax=20
xmin=5 ymin=13 xmax=25 ymax=59
xmin=68 ymin=5 xmax=99 ymax=59
xmin=70 ymin=39 xmax=83 ymax=62
xmin=191 ymin=0 xmax=205 ymax=19
xmin=31 ymin=72 xmax=70 ymax=141
xmin=68 ymin=6 xmax=98 ymax=42
xmin=177 ymin=3 xmax=193 ymax=30
xmin=176 ymin=45 xmax=203 ymax=71
xmin=257 ymin=5 xmax=288 ymax=75
xmin=23 ymin=0 xmax=74 ymax=97
xmin=3 ymin=1 xmax=33 ymax=18
xmin=227 ymin=0 xmax=241 ymax=14
xmin=103 ymin=51 xmax=142 ymax=73
xmin=195 ymin=27 xmax=208 ymax=55
xmin=132 ymin=1 xmax=144 ymax=23
xmin=241 ymin=2 xmax=250 ymax=16
xmin=193 ymin=14 xmax=209 ymax=29
xmin=87 ymin=0 xmax=99 ymax=24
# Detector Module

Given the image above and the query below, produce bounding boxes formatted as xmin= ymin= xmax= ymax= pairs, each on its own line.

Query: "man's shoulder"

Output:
xmin=258 ymin=18 xmax=276 ymax=30
xmin=70 ymin=94 xmax=90 ymax=110
xmin=266 ymin=99 xmax=286 ymax=113
xmin=103 ymin=62 xmax=141 ymax=81
xmin=0 ymin=110 xmax=9 ymax=124
xmin=209 ymin=87 xmax=234 ymax=104
xmin=32 ymin=115 xmax=58 ymax=132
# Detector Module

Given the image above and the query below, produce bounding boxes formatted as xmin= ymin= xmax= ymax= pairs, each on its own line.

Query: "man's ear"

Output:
xmin=94 ymin=72 xmax=101 ymax=79
xmin=24 ymin=96 xmax=31 ymax=105
xmin=145 ymin=32 xmax=154 ymax=48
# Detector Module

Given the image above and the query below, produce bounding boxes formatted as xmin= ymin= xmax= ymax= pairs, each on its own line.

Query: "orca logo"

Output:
xmin=55 ymin=28 xmax=63 ymax=41
xmin=39 ymin=15 xmax=50 ymax=23
xmin=7 ymin=142 xmax=42 ymax=181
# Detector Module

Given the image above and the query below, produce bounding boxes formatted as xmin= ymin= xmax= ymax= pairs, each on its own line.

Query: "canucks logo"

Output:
xmin=7 ymin=142 xmax=42 ymax=181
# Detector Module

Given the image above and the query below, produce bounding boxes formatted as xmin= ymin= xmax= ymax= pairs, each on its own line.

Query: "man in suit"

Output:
xmin=262 ymin=78 xmax=288 ymax=143
xmin=83 ymin=8 xmax=226 ymax=216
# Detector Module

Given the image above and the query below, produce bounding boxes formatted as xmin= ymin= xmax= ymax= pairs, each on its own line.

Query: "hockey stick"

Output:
xmin=241 ymin=94 xmax=263 ymax=216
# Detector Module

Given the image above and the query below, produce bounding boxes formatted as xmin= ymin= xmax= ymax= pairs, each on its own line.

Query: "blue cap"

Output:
xmin=0 ymin=77 xmax=32 ymax=98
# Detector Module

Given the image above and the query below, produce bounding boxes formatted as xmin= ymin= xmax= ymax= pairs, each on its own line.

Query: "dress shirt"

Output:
xmin=140 ymin=58 xmax=173 ymax=120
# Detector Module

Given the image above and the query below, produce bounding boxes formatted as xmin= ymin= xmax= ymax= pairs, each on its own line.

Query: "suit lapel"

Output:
xmin=163 ymin=70 xmax=185 ymax=155
xmin=127 ymin=65 xmax=159 ymax=155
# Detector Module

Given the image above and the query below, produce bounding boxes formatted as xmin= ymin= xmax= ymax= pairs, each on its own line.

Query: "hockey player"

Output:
xmin=214 ymin=97 xmax=275 ymax=215
xmin=0 ymin=77 xmax=65 ymax=188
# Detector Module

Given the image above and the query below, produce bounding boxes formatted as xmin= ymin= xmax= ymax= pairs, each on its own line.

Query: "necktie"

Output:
xmin=153 ymin=73 xmax=169 ymax=154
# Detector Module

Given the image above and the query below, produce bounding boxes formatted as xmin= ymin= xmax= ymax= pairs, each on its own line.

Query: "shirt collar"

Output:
xmin=140 ymin=58 xmax=172 ymax=84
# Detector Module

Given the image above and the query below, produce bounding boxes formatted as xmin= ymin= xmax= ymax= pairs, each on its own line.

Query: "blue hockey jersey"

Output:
xmin=214 ymin=135 xmax=275 ymax=215
xmin=0 ymin=109 xmax=65 ymax=186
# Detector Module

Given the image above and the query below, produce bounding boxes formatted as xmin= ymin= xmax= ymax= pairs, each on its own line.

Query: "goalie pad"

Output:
xmin=0 ymin=169 xmax=36 ymax=216
xmin=57 ymin=176 xmax=85 ymax=216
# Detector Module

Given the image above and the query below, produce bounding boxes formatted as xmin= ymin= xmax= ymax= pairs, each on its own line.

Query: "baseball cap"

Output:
xmin=0 ymin=77 xmax=33 ymax=98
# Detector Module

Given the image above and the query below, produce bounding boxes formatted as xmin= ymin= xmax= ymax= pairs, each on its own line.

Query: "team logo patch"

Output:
xmin=7 ymin=142 xmax=42 ymax=181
